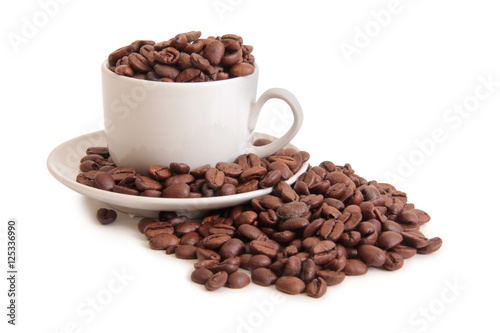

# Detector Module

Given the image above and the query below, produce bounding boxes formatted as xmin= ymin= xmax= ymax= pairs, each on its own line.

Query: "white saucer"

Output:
xmin=47 ymin=130 xmax=308 ymax=218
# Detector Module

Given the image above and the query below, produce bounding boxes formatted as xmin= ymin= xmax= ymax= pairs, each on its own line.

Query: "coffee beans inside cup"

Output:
xmin=108 ymin=31 xmax=255 ymax=82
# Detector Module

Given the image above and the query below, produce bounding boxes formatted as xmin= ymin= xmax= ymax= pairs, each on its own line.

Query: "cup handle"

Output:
xmin=246 ymin=88 xmax=304 ymax=158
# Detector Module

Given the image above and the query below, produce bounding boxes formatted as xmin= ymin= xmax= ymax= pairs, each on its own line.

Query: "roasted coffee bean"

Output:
xmin=144 ymin=222 xmax=174 ymax=239
xmin=417 ymin=237 xmax=442 ymax=254
xmin=219 ymin=238 xmax=245 ymax=259
xmin=237 ymin=179 xmax=259 ymax=193
xmin=317 ymin=271 xmax=345 ymax=286
xmin=384 ymin=252 xmax=404 ymax=271
xmin=180 ymin=232 xmax=201 ymax=246
xmin=282 ymin=256 xmax=301 ymax=276
xmin=113 ymin=185 xmax=139 ymax=195
xmin=280 ymin=217 xmax=309 ymax=231
xmin=248 ymin=254 xmax=272 ymax=271
xmin=205 ymin=168 xmax=225 ymax=189
xmin=135 ymin=175 xmax=162 ymax=191
xmin=391 ymin=244 xmax=417 ymax=259
xmin=310 ymin=240 xmax=336 ymax=265
xmin=138 ymin=218 xmax=156 ymax=233
xmin=238 ymin=224 xmax=266 ymax=240
xmin=175 ymin=221 xmax=200 ymax=235
xmin=227 ymin=272 xmax=251 ymax=289
xmin=191 ymin=268 xmax=214 ymax=284
xmin=378 ymin=231 xmax=403 ymax=249
xmin=401 ymin=231 xmax=430 ymax=249
xmin=96 ymin=208 xmax=117 ymax=224
xmin=251 ymin=268 xmax=277 ymax=286
xmin=196 ymin=248 xmax=221 ymax=261
xmin=205 ymin=271 xmax=228 ymax=291
xmin=80 ymin=160 xmax=99 ymax=172
xmin=276 ymin=201 xmax=309 ymax=220
xmin=344 ymin=259 xmax=368 ymax=276
xmin=259 ymin=170 xmax=282 ymax=188
xmin=358 ymin=245 xmax=387 ymax=267
xmin=115 ymin=65 xmax=134 ymax=76
xmin=219 ymin=183 xmax=237 ymax=196
xmin=240 ymin=166 xmax=267 ymax=182
xmin=94 ymin=172 xmax=115 ymax=191
xmin=162 ymin=183 xmax=190 ymax=198
xmin=175 ymin=245 xmax=198 ymax=259
xmin=319 ymin=219 xmax=344 ymax=242
xmin=149 ymin=233 xmax=179 ymax=250
xmin=191 ymin=164 xmax=210 ymax=179
xmin=216 ymin=162 xmax=243 ymax=177
xmin=250 ymin=240 xmax=279 ymax=258
xmin=306 ymin=277 xmax=328 ymax=298
xmin=275 ymin=276 xmax=305 ymax=295
xmin=147 ymin=165 xmax=172 ymax=181
xmin=202 ymin=234 xmax=232 ymax=250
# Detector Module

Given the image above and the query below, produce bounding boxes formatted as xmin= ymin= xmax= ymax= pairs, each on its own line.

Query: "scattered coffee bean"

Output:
xmin=96 ymin=208 xmax=117 ymax=224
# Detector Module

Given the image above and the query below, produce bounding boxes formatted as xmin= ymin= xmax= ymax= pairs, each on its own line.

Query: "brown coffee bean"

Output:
xmin=196 ymin=248 xmax=221 ymax=261
xmin=259 ymin=170 xmax=282 ymax=188
xmin=176 ymin=68 xmax=205 ymax=82
xmin=138 ymin=218 xmax=156 ymax=233
xmin=229 ymin=62 xmax=254 ymax=77
xmin=219 ymin=238 xmax=245 ymax=259
xmin=180 ymin=232 xmax=201 ymax=246
xmin=306 ymin=277 xmax=328 ymax=298
xmin=175 ymin=245 xmax=198 ymax=259
xmin=227 ymin=272 xmax=250 ymax=289
xmin=251 ymin=268 xmax=277 ymax=286
xmin=112 ymin=185 xmax=139 ymax=195
xmin=147 ymin=165 xmax=172 ymax=181
xmin=384 ymin=252 xmax=404 ymax=271
xmin=268 ymin=162 xmax=293 ymax=180
xmin=216 ymin=162 xmax=243 ymax=178
xmin=219 ymin=183 xmax=237 ymax=196
xmin=205 ymin=271 xmax=228 ymax=291
xmin=317 ymin=271 xmax=345 ymax=286
xmin=417 ymin=237 xmax=443 ymax=254
xmin=276 ymin=201 xmax=309 ymax=220
xmin=237 ymin=179 xmax=259 ymax=193
xmin=175 ymin=221 xmax=200 ymax=235
xmin=94 ymin=172 xmax=115 ymax=191
xmin=128 ymin=53 xmax=149 ymax=73
xmin=135 ymin=175 xmax=162 ymax=191
xmin=202 ymin=234 xmax=231 ymax=250
xmin=310 ymin=240 xmax=336 ymax=265
xmin=205 ymin=168 xmax=225 ymax=189
xmin=378 ymin=231 xmax=403 ymax=249
xmin=96 ymin=208 xmax=117 ymax=224
xmin=282 ymin=256 xmax=301 ymax=276
xmin=402 ymin=231 xmax=430 ymax=248
xmin=280 ymin=217 xmax=309 ymax=231
xmin=144 ymin=222 xmax=174 ymax=239
xmin=358 ymin=245 xmax=387 ymax=267
xmin=115 ymin=65 xmax=134 ymax=77
xmin=162 ymin=183 xmax=190 ymax=198
xmin=248 ymin=254 xmax=272 ymax=271
xmin=203 ymin=40 xmax=225 ymax=65
xmin=319 ymin=219 xmax=344 ymax=242
xmin=191 ymin=268 xmax=214 ymax=284
xmin=250 ymin=240 xmax=279 ymax=258
xmin=276 ymin=276 xmax=305 ymax=295
xmin=149 ymin=233 xmax=179 ymax=250
xmin=344 ymin=259 xmax=368 ymax=275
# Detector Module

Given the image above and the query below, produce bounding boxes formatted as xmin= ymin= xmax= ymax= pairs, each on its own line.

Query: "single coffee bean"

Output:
xmin=138 ymin=218 xmax=156 ymax=233
xmin=358 ymin=245 xmax=387 ymax=267
xmin=417 ymin=237 xmax=443 ymax=254
xmin=251 ymin=268 xmax=277 ymax=286
xmin=191 ymin=268 xmax=214 ymax=284
xmin=96 ymin=208 xmax=117 ymax=224
xmin=391 ymin=244 xmax=417 ymax=259
xmin=310 ymin=240 xmax=336 ymax=265
xmin=144 ymin=222 xmax=174 ymax=239
xmin=202 ymin=234 xmax=232 ymax=250
xmin=227 ymin=272 xmax=251 ymax=289
xmin=401 ymin=231 xmax=430 ymax=248
xmin=384 ymin=252 xmax=404 ymax=271
xmin=147 ymin=165 xmax=172 ymax=181
xmin=205 ymin=168 xmax=225 ymax=189
xmin=218 ymin=238 xmax=245 ymax=259
xmin=247 ymin=254 xmax=272 ymax=271
xmin=275 ymin=276 xmax=306 ymax=295
xmin=162 ymin=183 xmax=190 ymax=198
xmin=196 ymin=248 xmax=221 ymax=261
xmin=344 ymin=259 xmax=368 ymax=276
xmin=378 ymin=231 xmax=403 ymax=249
xmin=219 ymin=183 xmax=237 ymax=196
xmin=149 ymin=233 xmax=179 ymax=250
xmin=80 ymin=160 xmax=99 ymax=172
xmin=276 ymin=201 xmax=309 ymax=220
xmin=94 ymin=172 xmax=115 ymax=191
xmin=180 ymin=232 xmax=201 ymax=246
xmin=317 ymin=271 xmax=345 ymax=286
xmin=306 ymin=277 xmax=328 ymax=298
xmin=282 ymin=256 xmax=301 ymax=276
xmin=175 ymin=245 xmax=198 ymax=259
xmin=135 ymin=175 xmax=162 ymax=191
xmin=205 ymin=271 xmax=228 ymax=291
xmin=249 ymin=240 xmax=279 ymax=258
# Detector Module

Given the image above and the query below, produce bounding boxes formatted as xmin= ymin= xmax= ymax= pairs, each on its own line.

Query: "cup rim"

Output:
xmin=102 ymin=60 xmax=258 ymax=86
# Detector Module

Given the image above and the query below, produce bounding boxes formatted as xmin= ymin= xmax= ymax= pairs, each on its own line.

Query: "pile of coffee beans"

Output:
xmin=76 ymin=142 xmax=307 ymax=198
xmin=108 ymin=31 xmax=255 ymax=82
xmin=135 ymin=161 xmax=442 ymax=297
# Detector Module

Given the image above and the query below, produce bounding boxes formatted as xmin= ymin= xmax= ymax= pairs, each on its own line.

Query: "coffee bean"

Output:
xmin=251 ymin=268 xmax=277 ymax=286
xmin=94 ymin=172 xmax=115 ymax=191
xmin=248 ymin=254 xmax=272 ymax=271
xmin=227 ymin=272 xmax=250 ymax=289
xmin=249 ymin=240 xmax=279 ymax=258
xmin=276 ymin=201 xmax=309 ymax=220
xmin=202 ymin=234 xmax=232 ymax=250
xmin=180 ymin=232 xmax=201 ymax=246
xmin=344 ymin=259 xmax=368 ymax=276
xmin=417 ymin=237 xmax=442 ymax=254
xmin=383 ymin=252 xmax=404 ymax=271
xmin=378 ymin=231 xmax=403 ymax=249
xmin=205 ymin=168 xmax=225 ymax=189
xmin=135 ymin=175 xmax=162 ymax=191
xmin=149 ymin=233 xmax=179 ymax=250
xmin=96 ymin=208 xmax=117 ymax=224
xmin=205 ymin=271 xmax=228 ymax=291
xmin=191 ymin=268 xmax=214 ymax=284
xmin=138 ymin=218 xmax=156 ymax=233
xmin=275 ymin=276 xmax=305 ymax=295
xmin=175 ymin=245 xmax=198 ymax=259
xmin=310 ymin=240 xmax=336 ymax=265
xmin=358 ymin=245 xmax=387 ymax=267
xmin=317 ymin=271 xmax=345 ymax=286
xmin=162 ymin=183 xmax=190 ymax=198
xmin=219 ymin=238 xmax=245 ymax=259
xmin=144 ymin=222 xmax=174 ymax=239
xmin=282 ymin=256 xmax=301 ymax=276
xmin=401 ymin=231 xmax=430 ymax=249
xmin=306 ymin=277 xmax=328 ymax=298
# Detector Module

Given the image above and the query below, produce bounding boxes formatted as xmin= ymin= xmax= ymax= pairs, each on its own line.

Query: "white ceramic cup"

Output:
xmin=101 ymin=61 xmax=303 ymax=174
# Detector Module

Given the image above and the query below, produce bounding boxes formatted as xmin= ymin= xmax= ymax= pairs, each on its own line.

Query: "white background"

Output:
xmin=1 ymin=0 xmax=499 ymax=332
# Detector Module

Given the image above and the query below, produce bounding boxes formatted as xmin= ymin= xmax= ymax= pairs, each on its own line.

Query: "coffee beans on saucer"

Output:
xmin=108 ymin=31 xmax=255 ymax=82
xmin=76 ymin=143 xmax=308 ymax=198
